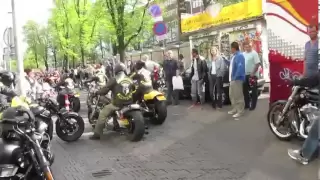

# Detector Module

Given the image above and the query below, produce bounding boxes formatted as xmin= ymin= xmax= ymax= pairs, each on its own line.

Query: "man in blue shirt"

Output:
xmin=303 ymin=24 xmax=318 ymax=77
xmin=228 ymin=42 xmax=246 ymax=118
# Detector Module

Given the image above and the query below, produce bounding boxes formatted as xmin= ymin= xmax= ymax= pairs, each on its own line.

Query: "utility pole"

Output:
xmin=11 ymin=0 xmax=25 ymax=95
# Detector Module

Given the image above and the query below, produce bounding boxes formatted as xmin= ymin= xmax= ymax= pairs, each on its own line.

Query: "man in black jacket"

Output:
xmin=287 ymin=72 xmax=319 ymax=165
xmin=190 ymin=49 xmax=207 ymax=105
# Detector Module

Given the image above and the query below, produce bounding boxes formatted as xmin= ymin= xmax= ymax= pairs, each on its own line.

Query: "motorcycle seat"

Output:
xmin=30 ymin=106 xmax=45 ymax=115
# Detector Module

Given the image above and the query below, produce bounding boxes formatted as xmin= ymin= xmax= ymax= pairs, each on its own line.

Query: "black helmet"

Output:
xmin=114 ymin=63 xmax=126 ymax=75
xmin=135 ymin=60 xmax=146 ymax=70
xmin=0 ymin=71 xmax=15 ymax=87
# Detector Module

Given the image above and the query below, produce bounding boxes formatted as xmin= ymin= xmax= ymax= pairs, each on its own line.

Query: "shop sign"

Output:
xmin=181 ymin=0 xmax=262 ymax=33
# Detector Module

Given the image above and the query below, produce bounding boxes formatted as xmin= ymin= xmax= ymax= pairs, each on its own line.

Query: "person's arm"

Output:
xmin=0 ymin=86 xmax=18 ymax=98
xmin=96 ymin=78 xmax=116 ymax=95
xmin=303 ymin=42 xmax=308 ymax=76
xmin=251 ymin=51 xmax=260 ymax=77
xmin=234 ymin=55 xmax=245 ymax=78
xmin=292 ymin=73 xmax=319 ymax=88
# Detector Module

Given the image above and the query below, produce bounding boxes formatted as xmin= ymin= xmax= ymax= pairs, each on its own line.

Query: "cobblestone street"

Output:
xmin=51 ymin=94 xmax=318 ymax=180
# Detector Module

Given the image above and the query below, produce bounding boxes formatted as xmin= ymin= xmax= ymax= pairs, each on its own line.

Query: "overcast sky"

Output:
xmin=0 ymin=0 xmax=53 ymax=60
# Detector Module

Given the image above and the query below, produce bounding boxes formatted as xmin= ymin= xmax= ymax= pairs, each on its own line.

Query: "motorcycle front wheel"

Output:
xmin=267 ymin=101 xmax=295 ymax=141
xmin=55 ymin=114 xmax=85 ymax=142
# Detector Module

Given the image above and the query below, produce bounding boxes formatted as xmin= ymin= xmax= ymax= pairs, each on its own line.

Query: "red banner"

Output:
xmin=269 ymin=50 xmax=304 ymax=104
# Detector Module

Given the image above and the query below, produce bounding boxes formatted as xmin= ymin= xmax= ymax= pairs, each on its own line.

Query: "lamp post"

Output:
xmin=11 ymin=0 xmax=25 ymax=95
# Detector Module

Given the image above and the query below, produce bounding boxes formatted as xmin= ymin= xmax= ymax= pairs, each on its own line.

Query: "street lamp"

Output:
xmin=11 ymin=0 xmax=25 ymax=95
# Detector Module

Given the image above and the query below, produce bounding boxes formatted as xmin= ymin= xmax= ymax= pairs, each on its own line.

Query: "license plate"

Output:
xmin=156 ymin=96 xmax=166 ymax=101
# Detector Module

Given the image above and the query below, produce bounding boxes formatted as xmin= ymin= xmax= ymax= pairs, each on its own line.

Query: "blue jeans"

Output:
xmin=301 ymin=118 xmax=319 ymax=159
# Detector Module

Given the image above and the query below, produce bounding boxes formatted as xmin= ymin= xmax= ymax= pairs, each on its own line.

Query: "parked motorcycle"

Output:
xmin=56 ymin=81 xmax=81 ymax=112
xmin=38 ymin=96 xmax=85 ymax=142
xmin=267 ymin=85 xmax=319 ymax=140
xmin=0 ymin=107 xmax=55 ymax=179
xmin=88 ymin=95 xmax=146 ymax=142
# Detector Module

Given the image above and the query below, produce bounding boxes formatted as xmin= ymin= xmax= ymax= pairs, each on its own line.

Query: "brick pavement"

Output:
xmin=51 ymin=98 xmax=318 ymax=180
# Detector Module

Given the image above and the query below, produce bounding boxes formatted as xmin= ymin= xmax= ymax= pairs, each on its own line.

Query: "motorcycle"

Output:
xmin=0 ymin=107 xmax=55 ymax=179
xmin=56 ymin=78 xmax=81 ymax=112
xmin=267 ymin=85 xmax=319 ymax=141
xmin=37 ymin=96 xmax=85 ymax=142
xmin=88 ymin=95 xmax=146 ymax=142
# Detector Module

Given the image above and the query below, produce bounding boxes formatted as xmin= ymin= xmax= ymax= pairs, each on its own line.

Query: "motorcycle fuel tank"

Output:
xmin=0 ymin=138 xmax=22 ymax=164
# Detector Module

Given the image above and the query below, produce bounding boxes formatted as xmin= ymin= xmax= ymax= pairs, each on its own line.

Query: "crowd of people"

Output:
xmin=0 ymin=24 xmax=317 ymax=166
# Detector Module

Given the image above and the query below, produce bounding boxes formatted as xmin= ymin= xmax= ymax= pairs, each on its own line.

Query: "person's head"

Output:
xmin=135 ymin=59 xmax=146 ymax=71
xmin=231 ymin=42 xmax=240 ymax=54
xmin=210 ymin=46 xmax=219 ymax=56
xmin=0 ymin=71 xmax=15 ymax=87
xmin=243 ymin=41 xmax=253 ymax=52
xmin=308 ymin=24 xmax=318 ymax=40
xmin=114 ymin=63 xmax=126 ymax=75
xmin=192 ymin=48 xmax=199 ymax=58
xmin=142 ymin=54 xmax=149 ymax=61
xmin=24 ymin=68 xmax=34 ymax=78
xmin=167 ymin=50 xmax=173 ymax=59
xmin=178 ymin=54 xmax=184 ymax=60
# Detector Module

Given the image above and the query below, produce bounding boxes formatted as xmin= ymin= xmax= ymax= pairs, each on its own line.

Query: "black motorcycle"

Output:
xmin=267 ymin=85 xmax=319 ymax=141
xmin=0 ymin=107 xmax=55 ymax=179
xmin=38 ymin=97 xmax=85 ymax=142
xmin=88 ymin=95 xmax=146 ymax=142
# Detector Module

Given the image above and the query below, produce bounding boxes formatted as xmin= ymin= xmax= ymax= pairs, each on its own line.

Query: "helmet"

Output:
xmin=114 ymin=63 xmax=126 ymax=75
xmin=135 ymin=60 xmax=146 ymax=70
xmin=0 ymin=71 xmax=15 ymax=87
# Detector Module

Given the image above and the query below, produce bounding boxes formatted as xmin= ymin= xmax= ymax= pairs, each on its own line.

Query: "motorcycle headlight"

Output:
xmin=0 ymin=165 xmax=18 ymax=177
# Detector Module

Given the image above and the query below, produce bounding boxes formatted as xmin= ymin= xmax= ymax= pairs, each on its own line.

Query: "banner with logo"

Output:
xmin=181 ymin=0 xmax=262 ymax=33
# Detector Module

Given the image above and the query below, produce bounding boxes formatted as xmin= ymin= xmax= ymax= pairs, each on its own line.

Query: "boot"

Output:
xmin=89 ymin=133 xmax=101 ymax=140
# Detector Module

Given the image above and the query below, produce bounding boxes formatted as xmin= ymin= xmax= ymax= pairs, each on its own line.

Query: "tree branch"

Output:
xmin=124 ymin=0 xmax=151 ymax=48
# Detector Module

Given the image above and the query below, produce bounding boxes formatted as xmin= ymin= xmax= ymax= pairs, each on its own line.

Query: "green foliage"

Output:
xmin=22 ymin=0 xmax=155 ymax=68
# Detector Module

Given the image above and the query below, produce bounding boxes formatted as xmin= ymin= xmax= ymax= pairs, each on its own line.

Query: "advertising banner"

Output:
xmin=181 ymin=0 xmax=262 ymax=33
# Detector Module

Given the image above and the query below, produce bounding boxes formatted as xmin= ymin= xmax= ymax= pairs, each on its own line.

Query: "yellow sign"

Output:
xmin=181 ymin=0 xmax=262 ymax=33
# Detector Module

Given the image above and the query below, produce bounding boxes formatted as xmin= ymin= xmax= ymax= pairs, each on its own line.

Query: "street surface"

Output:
xmin=51 ymin=91 xmax=318 ymax=180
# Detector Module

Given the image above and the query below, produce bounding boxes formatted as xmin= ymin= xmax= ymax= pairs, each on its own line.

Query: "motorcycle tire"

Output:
xmin=71 ymin=97 xmax=81 ymax=112
xmin=127 ymin=111 xmax=145 ymax=142
xmin=150 ymin=101 xmax=167 ymax=125
xmin=55 ymin=114 xmax=85 ymax=142
xmin=267 ymin=101 xmax=295 ymax=141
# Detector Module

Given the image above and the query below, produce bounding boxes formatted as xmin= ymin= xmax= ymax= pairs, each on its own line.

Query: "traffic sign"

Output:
xmin=149 ymin=4 xmax=161 ymax=17
xmin=153 ymin=22 xmax=167 ymax=36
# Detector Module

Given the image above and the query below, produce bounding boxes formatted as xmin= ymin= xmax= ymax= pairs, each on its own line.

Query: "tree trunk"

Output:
xmin=99 ymin=38 xmax=104 ymax=58
xmin=44 ymin=46 xmax=49 ymax=71
xmin=117 ymin=33 xmax=125 ymax=63
xmin=80 ymin=45 xmax=85 ymax=66
xmin=53 ymin=48 xmax=57 ymax=68
xmin=33 ymin=47 xmax=39 ymax=68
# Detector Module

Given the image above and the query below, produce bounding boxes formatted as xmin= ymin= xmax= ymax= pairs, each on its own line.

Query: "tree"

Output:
xmin=22 ymin=20 xmax=41 ymax=68
xmin=99 ymin=0 xmax=153 ymax=62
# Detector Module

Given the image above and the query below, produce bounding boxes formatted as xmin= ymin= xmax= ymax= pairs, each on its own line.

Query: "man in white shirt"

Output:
xmin=242 ymin=41 xmax=260 ymax=110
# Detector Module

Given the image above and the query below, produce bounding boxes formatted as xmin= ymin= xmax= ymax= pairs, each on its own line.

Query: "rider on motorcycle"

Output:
xmin=84 ymin=68 xmax=108 ymax=87
xmin=90 ymin=63 xmax=135 ymax=140
xmin=0 ymin=71 xmax=18 ymax=108
xmin=287 ymin=71 xmax=319 ymax=165
xmin=130 ymin=60 xmax=153 ymax=101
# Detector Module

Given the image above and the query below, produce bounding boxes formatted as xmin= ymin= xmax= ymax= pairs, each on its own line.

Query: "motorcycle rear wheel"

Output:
xmin=126 ymin=111 xmax=145 ymax=142
xmin=150 ymin=101 xmax=167 ymax=125
xmin=71 ymin=97 xmax=81 ymax=112
xmin=267 ymin=101 xmax=295 ymax=141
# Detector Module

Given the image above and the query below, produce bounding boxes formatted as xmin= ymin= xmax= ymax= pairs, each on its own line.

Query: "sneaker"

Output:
xmin=288 ymin=149 xmax=309 ymax=165
xmin=228 ymin=109 xmax=237 ymax=115
xmin=232 ymin=112 xmax=243 ymax=118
